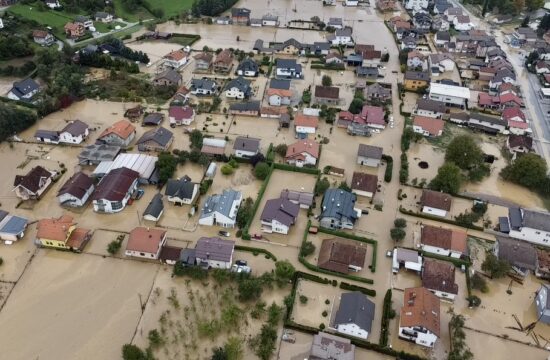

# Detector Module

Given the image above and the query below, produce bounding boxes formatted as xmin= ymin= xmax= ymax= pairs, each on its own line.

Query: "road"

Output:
xmin=450 ymin=0 xmax=550 ymax=165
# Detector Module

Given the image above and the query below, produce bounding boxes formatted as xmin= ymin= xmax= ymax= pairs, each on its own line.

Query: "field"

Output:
xmin=9 ymin=4 xmax=74 ymax=34
xmin=112 ymin=0 xmax=151 ymax=22
xmin=150 ymin=0 xmax=194 ymax=18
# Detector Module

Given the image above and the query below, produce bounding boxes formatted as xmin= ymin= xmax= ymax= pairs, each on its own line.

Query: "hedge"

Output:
xmin=422 ymin=251 xmax=471 ymax=267
xmin=242 ymin=163 xmax=274 ymax=239
xmin=310 ymin=64 xmax=345 ymax=71
xmin=298 ymin=256 xmax=374 ymax=285
xmin=339 ymin=282 xmax=376 ymax=296
xmin=398 ymin=206 xmax=484 ymax=231
xmin=266 ymin=143 xmax=274 ymax=163
xmin=381 ymin=154 xmax=393 ymax=182
xmin=379 ymin=289 xmax=392 ymax=347
xmin=234 ymin=245 xmax=277 ymax=261
xmin=273 ymin=162 xmax=320 ymax=175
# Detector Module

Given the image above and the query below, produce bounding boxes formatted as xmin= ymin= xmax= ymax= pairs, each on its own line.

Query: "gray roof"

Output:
xmin=522 ymin=209 xmax=550 ymax=232
xmin=335 ymin=27 xmax=352 ymax=37
xmin=191 ymin=78 xmax=217 ymax=90
xmin=0 ymin=215 xmax=28 ymax=235
xmin=233 ymin=136 xmax=260 ymax=152
xmin=195 ymin=237 xmax=235 ymax=262
xmin=237 ymin=58 xmax=258 ymax=73
xmin=280 ymin=189 xmax=314 ymax=206
xmin=260 ymin=197 xmax=300 ymax=226
xmin=346 ymin=54 xmax=363 ymax=63
xmin=357 ymin=144 xmax=383 ymax=160
xmin=11 ymin=78 xmax=40 ymax=98
xmin=75 ymin=15 xmax=90 ymax=23
xmin=61 ymin=120 xmax=88 ymax=136
xmin=231 ymin=7 xmax=251 ymax=17
xmin=310 ymin=332 xmax=355 ymax=360
xmin=333 ymin=291 xmax=375 ymax=333
xmin=95 ymin=11 xmax=111 ymax=19
xmin=496 ymin=237 xmax=537 ymax=271
xmin=165 ymin=177 xmax=195 ymax=199
xmin=200 ymin=188 xmax=241 ymax=220
xmin=321 ymin=189 xmax=358 ymax=222
xmin=78 ymin=144 xmax=121 ymax=164
xmin=229 ymin=101 xmax=261 ymax=112
xmin=137 ymin=127 xmax=173 ymax=148
xmin=225 ymin=76 xmax=252 ymax=94
xmin=276 ymin=58 xmax=301 ymax=70
xmin=328 ymin=17 xmax=343 ymax=26
xmin=416 ymin=98 xmax=447 ymax=113
xmin=508 ymin=207 xmax=523 ymax=230
xmin=143 ymin=113 xmax=164 ymax=125
xmin=154 ymin=69 xmax=182 ymax=84
xmin=0 ymin=210 xmax=8 ymax=223
xmin=395 ymin=248 xmax=421 ymax=263
xmin=269 ymin=79 xmax=290 ymax=90
xmin=356 ymin=66 xmax=379 ymax=76
xmin=144 ymin=193 xmax=164 ymax=218
xmin=262 ymin=14 xmax=278 ymax=21
xmin=405 ymin=71 xmax=430 ymax=81
xmin=469 ymin=112 xmax=506 ymax=126
xmin=436 ymin=31 xmax=450 ymax=41
xmin=35 ymin=130 xmax=59 ymax=141
xmin=179 ymin=248 xmax=196 ymax=265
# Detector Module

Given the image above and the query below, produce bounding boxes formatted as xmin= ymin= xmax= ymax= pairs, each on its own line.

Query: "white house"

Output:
xmin=328 ymin=28 xmax=354 ymax=46
xmin=0 ymin=18 xmax=3 ymax=29
xmin=420 ymin=225 xmax=467 ymax=259
xmin=399 ymin=287 xmax=440 ymax=348
xmin=163 ymin=48 xmax=189 ymax=69
xmin=0 ymin=212 xmax=28 ymax=244
xmin=469 ymin=113 xmax=507 ymax=134
xmin=412 ymin=116 xmax=444 ymax=137
xmin=285 ymin=140 xmax=320 ymax=167
xmin=58 ymin=120 xmax=89 ymax=144
xmin=92 ymin=167 xmax=139 ymax=213
xmin=13 ymin=166 xmax=56 ymax=201
xmin=224 ymin=76 xmax=251 ymax=99
xmin=260 ymin=197 xmax=299 ymax=234
xmin=392 ymin=248 xmax=423 ymax=274
xmin=233 ymin=136 xmax=260 ymax=158
xmin=428 ymin=54 xmax=455 ymax=74
xmin=8 ymin=78 xmax=40 ymax=102
xmin=165 ymin=178 xmax=198 ymax=205
xmin=332 ymin=292 xmax=375 ymax=340
xmin=199 ymin=189 xmax=242 ymax=228
xmin=420 ymin=190 xmax=452 ymax=217
xmin=125 ymin=227 xmax=167 ymax=259
xmin=405 ymin=0 xmax=429 ymax=10
xmin=169 ymin=106 xmax=195 ymax=126
xmin=509 ymin=208 xmax=550 ymax=247
xmin=57 ymin=172 xmax=94 ymax=208
xmin=428 ymin=82 xmax=470 ymax=108
xmin=195 ymin=237 xmax=235 ymax=269
xmin=453 ymin=15 xmax=474 ymax=31
xmin=414 ymin=99 xmax=446 ymax=118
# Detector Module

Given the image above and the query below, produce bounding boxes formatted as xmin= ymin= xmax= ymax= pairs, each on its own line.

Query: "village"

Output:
xmin=3 ymin=0 xmax=550 ymax=359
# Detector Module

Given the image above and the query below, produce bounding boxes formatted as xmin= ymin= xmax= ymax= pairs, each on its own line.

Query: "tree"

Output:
xmin=107 ymin=240 xmax=121 ymax=255
xmin=249 ymin=324 xmax=278 ymax=360
xmin=275 ymin=260 xmax=295 ymax=282
xmin=147 ymin=329 xmax=163 ymax=349
xmin=236 ymin=197 xmax=254 ymax=229
xmin=274 ymin=143 xmax=288 ymax=157
xmin=221 ymin=164 xmax=234 ymax=175
xmin=338 ymin=181 xmax=351 ymax=192
xmin=238 ymin=278 xmax=263 ymax=301
xmin=348 ymin=98 xmax=364 ymax=114
xmin=302 ymin=89 xmax=312 ymax=104
xmin=394 ymin=218 xmax=407 ymax=228
xmin=482 ymin=253 xmax=511 ymax=278
xmin=445 ymin=135 xmax=484 ymax=170
xmin=121 ymin=344 xmax=149 ymax=360
xmin=321 ymin=75 xmax=332 ymax=86
xmin=254 ymin=162 xmax=271 ymax=180
xmin=157 ymin=152 xmax=178 ymax=183
xmin=250 ymin=153 xmax=265 ymax=167
xmin=211 ymin=347 xmax=228 ymax=360
xmin=189 ymin=129 xmax=203 ymax=149
xmin=390 ymin=228 xmax=406 ymax=241
xmin=521 ymin=15 xmax=530 ymax=28
xmin=300 ymin=241 xmax=315 ymax=257
xmin=314 ymin=177 xmax=330 ymax=196
xmin=470 ymin=273 xmax=488 ymax=293
xmin=501 ymin=153 xmax=548 ymax=189
xmin=429 ymin=162 xmax=463 ymax=195
xmin=224 ymin=336 xmax=244 ymax=360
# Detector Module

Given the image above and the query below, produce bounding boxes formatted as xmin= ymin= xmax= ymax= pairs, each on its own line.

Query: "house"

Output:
xmin=13 ymin=166 xmax=56 ymax=200
xmin=414 ymin=99 xmax=446 ymax=118
xmin=327 ymin=17 xmax=344 ymax=29
xmin=137 ymin=127 xmax=173 ymax=152
xmin=97 ymin=120 xmax=135 ymax=148
xmin=280 ymin=189 xmax=314 ymax=209
xmin=224 ymin=76 xmax=252 ymax=99
xmin=0 ymin=212 xmax=28 ymax=244
xmin=326 ymin=52 xmax=344 ymax=65
xmin=355 ymin=66 xmax=379 ymax=79
xmin=320 ymin=189 xmax=358 ymax=230
xmin=405 ymin=0 xmax=429 ymax=10
xmin=309 ymin=332 xmax=355 ymax=360
xmin=157 ymin=245 xmax=182 ymax=265
xmin=509 ymin=208 xmax=550 ymax=246
xmin=201 ymin=138 xmax=227 ymax=157
xmin=237 ymin=58 xmax=259 ymax=77
xmin=434 ymin=31 xmax=450 ymax=47
xmin=401 ymin=36 xmax=418 ymax=50
xmin=74 ymin=15 xmax=93 ymax=28
xmin=93 ymin=153 xmax=158 ymax=184
xmin=413 ymin=12 xmax=432 ymax=33
xmin=422 ymin=260 xmax=459 ymax=301
xmin=32 ymin=30 xmax=55 ymax=46
xmin=535 ymin=284 xmax=550 ymax=324
xmin=7 ymin=78 xmax=40 ymax=101
xmin=36 ymin=215 xmax=90 ymax=251
xmin=503 ymin=107 xmax=529 ymax=135
xmin=449 ymin=112 xmax=469 ymax=125
xmin=428 ymin=82 xmax=470 ymax=108
xmin=404 ymin=71 xmax=430 ymax=91
xmin=314 ymin=86 xmax=339 ymax=105
xmin=260 ymin=197 xmax=300 ymax=234
xmin=346 ymin=54 xmax=363 ymax=67
xmin=215 ymin=16 xmax=232 ymax=25
xmin=143 ymin=113 xmax=164 ymax=126
xmin=163 ymin=49 xmax=189 ymax=69
xmin=407 ymin=51 xmax=427 ymax=70
xmin=494 ymin=237 xmax=538 ymax=276
xmin=267 ymin=86 xmax=292 ymax=106
xmin=453 ymin=15 xmax=473 ymax=31
xmin=92 ymin=167 xmax=139 ymax=213
xmin=153 ymin=69 xmax=182 ymax=87
xmin=45 ymin=0 xmax=61 ymax=9
xmin=356 ymin=144 xmax=383 ymax=167
xmin=327 ymin=27 xmax=354 ymax=46
xmin=420 ymin=190 xmax=452 ymax=217
xmin=489 ymin=69 xmax=516 ymax=90
xmin=233 ymin=136 xmax=260 ymax=158
xmin=468 ymin=112 xmax=506 ymax=135
xmin=125 ymin=227 xmax=167 ymax=259
xmin=193 ymin=52 xmax=213 ymax=72
xmin=303 ymin=42 xmax=331 ymax=56
xmin=59 ymin=120 xmax=89 ymax=144
xmin=199 ymin=188 xmax=242 ymax=228
xmin=190 ymin=78 xmax=218 ymax=96
xmin=231 ymin=8 xmax=251 ymax=25
xmin=351 ymin=172 xmax=378 ymax=199
xmin=165 ymin=177 xmax=198 ymax=205
xmin=360 ymin=105 xmax=386 ymax=129
xmin=95 ymin=12 xmax=113 ymax=23
xmin=432 ymin=16 xmax=450 ymax=32
xmin=64 ymin=22 xmax=85 ymax=38
xmin=195 ymin=237 xmax=235 ymax=269
xmin=294 ymin=113 xmax=319 ymax=138
xmin=275 ymin=59 xmax=303 ymax=79
xmin=213 ymin=49 xmax=234 ymax=73
xmin=143 ymin=193 xmax=164 ymax=222
xmin=333 ymin=292 xmax=375 ymax=340
xmin=285 ymin=140 xmax=320 ymax=167
xmin=507 ymin=134 xmax=533 ymax=156
xmin=392 ymin=248 xmax=423 ymax=273
xmin=57 ymin=171 xmax=94 ymax=207
xmin=359 ymin=49 xmax=382 ymax=67
xmin=420 ymin=225 xmax=467 ymax=258
xmin=261 ymin=14 xmax=278 ymax=26
xmin=229 ymin=101 xmax=261 ymax=116
xmin=78 ymin=144 xmax=120 ymax=165
xmin=399 ymin=287 xmax=440 ymax=347
xmin=434 ymin=0 xmax=451 ymax=14
xmin=169 ymin=106 xmax=194 ymax=126
xmin=444 ymin=7 xmax=463 ymax=22
xmin=413 ymin=116 xmax=445 ymax=137
xmin=365 ymin=83 xmax=392 ymax=103
xmin=344 ymin=0 xmax=358 ymax=5
xmin=428 ymin=54 xmax=455 ymax=75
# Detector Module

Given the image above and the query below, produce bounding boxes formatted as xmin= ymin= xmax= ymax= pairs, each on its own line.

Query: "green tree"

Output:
xmin=348 ymin=98 xmax=364 ymax=114
xmin=274 ymin=143 xmax=288 ymax=157
xmin=481 ymin=253 xmax=511 ymax=278
xmin=157 ymin=152 xmax=178 ymax=183
xmin=445 ymin=135 xmax=484 ymax=170
xmin=338 ymin=181 xmax=351 ymax=192
xmin=224 ymin=336 xmax=244 ymax=360
xmin=238 ymin=278 xmax=263 ymax=301
xmin=221 ymin=164 xmax=234 ymax=175
xmin=429 ymin=162 xmax=463 ymax=195
xmin=470 ymin=273 xmax=488 ymax=293
xmin=394 ymin=218 xmax=407 ymax=228
xmin=302 ymin=89 xmax=312 ymax=104
xmin=254 ymin=162 xmax=271 ymax=180
xmin=300 ymin=241 xmax=315 ymax=257
xmin=121 ymin=344 xmax=149 ymax=360
xmin=321 ymin=75 xmax=333 ymax=86
xmin=189 ymin=129 xmax=204 ymax=149
xmin=390 ymin=228 xmax=406 ymax=241
xmin=275 ymin=260 xmax=295 ymax=282
xmin=501 ymin=153 xmax=548 ymax=189
xmin=249 ymin=324 xmax=278 ymax=360
xmin=147 ymin=329 xmax=163 ymax=349
xmin=211 ymin=347 xmax=228 ymax=360
xmin=314 ymin=177 xmax=330 ymax=195
xmin=236 ymin=197 xmax=254 ymax=229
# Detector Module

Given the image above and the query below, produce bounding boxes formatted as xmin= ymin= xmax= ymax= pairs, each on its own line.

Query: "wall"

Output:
xmin=336 ymin=323 xmax=369 ymax=340
xmin=510 ymin=227 xmax=550 ymax=246
xmin=422 ymin=206 xmax=446 ymax=217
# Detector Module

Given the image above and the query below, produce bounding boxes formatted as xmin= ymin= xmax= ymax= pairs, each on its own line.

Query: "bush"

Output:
xmin=319 ymin=323 xmax=325 ymax=330
xmin=0 ymin=257 xmax=3 ymax=266
xmin=390 ymin=228 xmax=406 ymax=241
xmin=322 ymin=310 xmax=328 ymax=317
xmin=325 ymin=299 xmax=330 ymax=305
xmin=199 ymin=179 xmax=213 ymax=194
xmin=382 ymin=155 xmax=393 ymax=182
xmin=299 ymin=295 xmax=308 ymax=304
xmin=299 ymin=240 xmax=316 ymax=257
xmin=107 ymin=237 xmax=123 ymax=255
xmin=339 ymin=282 xmax=376 ymax=296
xmin=482 ymin=253 xmax=511 ymax=278
xmin=221 ymin=164 xmax=234 ymax=175
xmin=314 ymin=177 xmax=330 ymax=196
xmin=470 ymin=273 xmax=488 ymax=293
xmin=254 ymin=162 xmax=271 ymax=180
xmin=394 ymin=218 xmax=407 ymax=228
xmin=380 ymin=289 xmax=393 ymax=347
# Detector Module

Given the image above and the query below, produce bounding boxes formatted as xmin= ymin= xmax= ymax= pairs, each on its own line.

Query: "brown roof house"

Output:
xmin=57 ymin=171 xmax=95 ymax=207
xmin=422 ymin=259 xmax=459 ymax=301
xmin=399 ymin=287 xmax=440 ymax=348
xmin=351 ymin=172 xmax=378 ymax=199
xmin=213 ymin=49 xmax=234 ymax=73
xmin=136 ymin=127 xmax=174 ymax=152
xmin=314 ymin=85 xmax=340 ymax=105
xmin=153 ymin=69 xmax=182 ymax=87
xmin=64 ymin=22 xmax=85 ymax=39
xmin=13 ymin=166 xmax=56 ymax=200
xmin=356 ymin=144 xmax=383 ymax=167
xmin=420 ymin=190 xmax=452 ymax=217
xmin=420 ymin=225 xmax=467 ymax=258
xmin=260 ymin=197 xmax=300 ymax=235
xmin=494 ymin=236 xmax=538 ymax=276
xmin=36 ymin=215 xmax=91 ymax=252
xmin=125 ymin=227 xmax=167 ymax=259
xmin=412 ymin=116 xmax=444 ymax=137
xmin=285 ymin=140 xmax=320 ymax=167
xmin=194 ymin=52 xmax=214 ymax=71
xmin=309 ymin=332 xmax=355 ymax=360
xmin=92 ymin=167 xmax=139 ymax=213
xmin=318 ymin=238 xmax=367 ymax=274
xmin=97 ymin=120 xmax=136 ymax=148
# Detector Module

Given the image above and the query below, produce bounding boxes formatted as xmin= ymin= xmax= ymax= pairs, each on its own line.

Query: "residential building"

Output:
xmin=92 ymin=167 xmax=139 ymax=213
xmin=201 ymin=138 xmax=226 ymax=157
xmin=422 ymin=260 xmax=459 ymax=301
xmin=407 ymin=51 xmax=427 ymax=70
xmin=535 ymin=284 xmax=550 ymax=324
xmin=32 ymin=30 xmax=55 ymax=46
xmin=285 ymin=140 xmax=320 ymax=167
xmin=420 ymin=190 xmax=452 ymax=217
xmin=193 ymin=52 xmax=213 ymax=71
xmin=229 ymin=101 xmax=261 ymax=116
xmin=294 ymin=113 xmax=319 ymax=138
xmin=233 ymin=136 xmax=260 ymax=158
xmin=468 ymin=112 xmax=506 ymax=135
xmin=195 ymin=237 xmax=235 ymax=269
xmin=13 ymin=166 xmax=55 ymax=200
xmin=165 ymin=177 xmax=198 ymax=205
xmin=92 ymin=153 xmax=158 ymax=184
xmin=168 ymin=106 xmax=194 ymax=126
xmin=320 ymin=189 xmax=358 ymax=230
xmin=59 ymin=120 xmax=89 ymax=144
xmin=199 ymin=189 xmax=242 ymax=228
xmin=7 ymin=78 xmax=40 ymax=102
xmin=74 ymin=15 xmax=93 ymax=28
xmin=333 ymin=292 xmax=375 ymax=340
xmin=428 ymin=54 xmax=455 ymax=75
xmin=413 ymin=12 xmax=432 ymax=33
xmin=190 ymin=78 xmax=218 ymax=95
xmin=231 ymin=8 xmax=251 ymax=25
xmin=355 ymin=66 xmax=379 ymax=79
xmin=267 ymin=87 xmax=292 ymax=106
xmin=392 ymin=248 xmax=423 ymax=273
xmin=163 ymin=48 xmax=189 ymax=69
xmin=356 ymin=144 xmax=383 ymax=167
xmin=224 ymin=76 xmax=252 ymax=99
xmin=507 ymin=134 xmax=533 ymax=156
xmin=351 ymin=172 xmax=378 ymax=199
xmin=143 ymin=113 xmax=164 ymax=126
xmin=45 ymin=0 xmax=61 ymax=8
xmin=275 ymin=59 xmax=303 ymax=79
xmin=414 ymin=99 xmax=446 ymax=118
xmin=360 ymin=105 xmax=386 ymax=129
xmin=260 ymin=197 xmax=300 ymax=234
xmin=213 ymin=49 xmax=234 ymax=73
xmin=494 ymin=236 xmax=538 ymax=276
xmin=509 ymin=208 xmax=550 ymax=246
xmin=64 ymin=22 xmax=85 ymax=38
xmin=434 ymin=31 xmax=450 ymax=46
xmin=143 ymin=193 xmax=164 ymax=222
xmin=377 ymin=0 xmax=396 ymax=11
xmin=237 ymin=58 xmax=259 ymax=77
xmin=405 ymin=0 xmax=429 ymax=10
xmin=0 ymin=212 xmax=28 ymax=244
xmin=365 ymin=83 xmax=392 ymax=103
xmin=125 ymin=227 xmax=167 ymax=259
xmin=57 ymin=171 xmax=94 ymax=207
xmin=95 ymin=11 xmax=113 ymax=23
xmin=137 ymin=127 xmax=174 ymax=152
xmin=153 ymin=69 xmax=182 ymax=87
xmin=309 ymin=332 xmax=355 ymax=360
xmin=453 ymin=15 xmax=473 ymax=31
xmin=314 ymin=86 xmax=340 ymax=105
xmin=325 ymin=52 xmax=344 ymax=65
xmin=404 ymin=71 xmax=430 ymax=91
xmin=261 ymin=14 xmax=279 ymax=26
xmin=78 ymin=144 xmax=120 ymax=165
xmin=318 ymin=238 xmax=367 ymax=274
xmin=35 ymin=130 xmax=59 ymax=144
xmin=97 ymin=120 xmax=136 ymax=148
xmin=399 ymin=287 xmax=440 ymax=347
xmin=413 ymin=116 xmax=445 ymax=137
xmin=280 ymin=189 xmax=314 ymax=209
xmin=327 ymin=27 xmax=354 ymax=46
xmin=428 ymin=82 xmax=470 ymax=108
xmin=36 ymin=215 xmax=90 ymax=251
xmin=420 ymin=225 xmax=467 ymax=258
xmin=327 ymin=17 xmax=344 ymax=29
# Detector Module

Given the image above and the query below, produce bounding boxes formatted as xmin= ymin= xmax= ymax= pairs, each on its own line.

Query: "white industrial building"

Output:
xmin=92 ymin=153 xmax=158 ymax=184
xmin=428 ymin=82 xmax=470 ymax=108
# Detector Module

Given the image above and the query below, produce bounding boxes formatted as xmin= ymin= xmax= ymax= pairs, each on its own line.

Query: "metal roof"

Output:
xmin=333 ymin=292 xmax=375 ymax=333
xmin=0 ymin=215 xmax=28 ymax=235
xmin=94 ymin=153 xmax=158 ymax=179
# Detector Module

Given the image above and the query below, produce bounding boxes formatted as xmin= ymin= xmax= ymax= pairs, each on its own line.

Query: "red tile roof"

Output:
xmin=164 ymin=49 xmax=188 ymax=61
xmin=127 ymin=227 xmax=166 ymax=254
xmin=400 ymin=287 xmax=440 ymax=337
xmin=169 ymin=105 xmax=194 ymax=120
xmin=360 ymin=105 xmax=385 ymax=125
xmin=421 ymin=225 xmax=467 ymax=254
xmin=99 ymin=120 xmax=135 ymax=140
xmin=294 ymin=113 xmax=319 ymax=128
xmin=37 ymin=215 xmax=75 ymax=241
xmin=413 ymin=116 xmax=444 ymax=136
xmin=285 ymin=140 xmax=320 ymax=159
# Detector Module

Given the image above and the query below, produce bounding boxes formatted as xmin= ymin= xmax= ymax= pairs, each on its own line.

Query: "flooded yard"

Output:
xmin=407 ymin=142 xmax=446 ymax=184
xmin=292 ymin=278 xmax=342 ymax=331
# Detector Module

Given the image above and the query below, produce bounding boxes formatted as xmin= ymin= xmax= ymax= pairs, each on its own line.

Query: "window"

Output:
xmin=536 ymin=231 xmax=541 ymax=235
xmin=140 ymin=252 xmax=145 ymax=256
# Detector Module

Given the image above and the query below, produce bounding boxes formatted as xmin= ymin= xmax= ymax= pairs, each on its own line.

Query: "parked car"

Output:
xmin=235 ymin=260 xmax=247 ymax=266
xmin=252 ymin=233 xmax=263 ymax=239
xmin=231 ymin=264 xmax=251 ymax=274
xmin=218 ymin=230 xmax=230 ymax=237
xmin=386 ymin=250 xmax=393 ymax=258
xmin=132 ymin=189 xmax=145 ymax=200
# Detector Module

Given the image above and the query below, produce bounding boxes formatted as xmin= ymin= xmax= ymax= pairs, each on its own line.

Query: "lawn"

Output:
xmin=9 ymin=4 xmax=74 ymax=34
xmin=148 ymin=0 xmax=194 ymax=18
xmin=112 ymin=0 xmax=151 ymax=22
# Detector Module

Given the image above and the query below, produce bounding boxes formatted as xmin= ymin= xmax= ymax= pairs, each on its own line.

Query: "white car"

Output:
xmin=390 ymin=123 xmax=394 ymax=128
xmin=371 ymin=129 xmax=381 ymax=134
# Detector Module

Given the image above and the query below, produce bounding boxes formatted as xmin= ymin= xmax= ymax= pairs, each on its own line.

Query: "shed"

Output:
xmin=143 ymin=193 xmax=164 ymax=222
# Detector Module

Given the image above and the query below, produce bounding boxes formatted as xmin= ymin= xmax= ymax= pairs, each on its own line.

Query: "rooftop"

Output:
xmin=127 ymin=227 xmax=166 ymax=254
xmin=422 ymin=259 xmax=458 ymax=295
xmin=400 ymin=287 xmax=440 ymax=336
xmin=195 ymin=237 xmax=235 ymax=262
xmin=318 ymin=238 xmax=367 ymax=274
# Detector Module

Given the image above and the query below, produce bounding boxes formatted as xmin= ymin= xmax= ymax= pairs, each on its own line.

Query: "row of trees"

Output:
xmin=191 ymin=0 xmax=239 ymax=17
xmin=102 ymin=38 xmax=150 ymax=64
xmin=0 ymin=34 xmax=34 ymax=61
xmin=0 ymin=103 xmax=38 ymax=143
xmin=78 ymin=52 xmax=140 ymax=73
xmin=463 ymin=0 xmax=544 ymax=16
